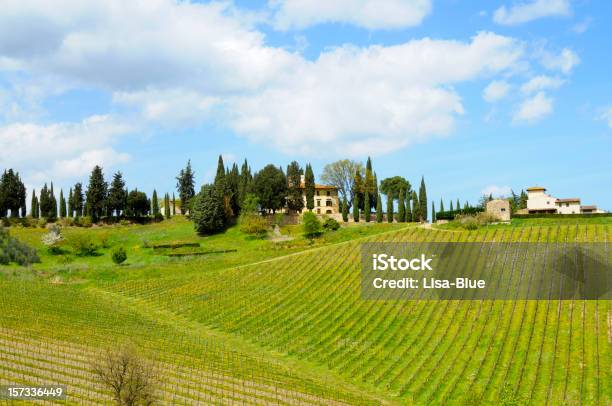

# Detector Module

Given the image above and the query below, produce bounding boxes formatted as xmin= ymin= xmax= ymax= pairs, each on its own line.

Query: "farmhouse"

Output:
xmin=298 ymin=175 xmax=340 ymax=215
xmin=486 ymin=199 xmax=511 ymax=221
xmin=526 ymin=186 xmax=604 ymax=214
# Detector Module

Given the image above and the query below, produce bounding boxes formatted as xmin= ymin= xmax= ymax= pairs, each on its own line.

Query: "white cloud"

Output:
xmin=494 ymin=0 xmax=571 ymax=25
xmin=270 ymin=0 xmax=432 ymax=31
xmin=538 ymin=47 xmax=580 ymax=74
xmin=482 ymin=185 xmax=512 ymax=197
xmin=483 ymin=80 xmax=510 ymax=102
xmin=520 ymin=75 xmax=564 ymax=94
xmin=599 ymin=106 xmax=612 ymax=128
xmin=572 ymin=17 xmax=592 ymax=34
xmin=514 ymin=91 xmax=553 ymax=123
xmin=0 ymin=115 xmax=133 ymax=182
xmin=0 ymin=1 xmax=527 ymax=158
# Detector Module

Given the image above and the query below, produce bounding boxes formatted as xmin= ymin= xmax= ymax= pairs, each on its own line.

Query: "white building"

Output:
xmin=526 ymin=186 xmax=604 ymax=214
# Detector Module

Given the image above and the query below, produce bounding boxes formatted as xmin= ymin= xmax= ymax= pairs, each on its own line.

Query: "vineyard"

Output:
xmin=1 ymin=221 xmax=611 ymax=404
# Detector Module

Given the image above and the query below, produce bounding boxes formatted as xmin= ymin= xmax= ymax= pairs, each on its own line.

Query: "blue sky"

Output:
xmin=0 ymin=0 xmax=610 ymax=210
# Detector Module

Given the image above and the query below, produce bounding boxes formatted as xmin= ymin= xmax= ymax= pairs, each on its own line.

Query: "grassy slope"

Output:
xmin=1 ymin=218 xmax=611 ymax=404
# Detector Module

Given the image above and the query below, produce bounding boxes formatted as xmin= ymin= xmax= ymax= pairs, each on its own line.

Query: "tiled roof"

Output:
xmin=556 ymin=198 xmax=580 ymax=203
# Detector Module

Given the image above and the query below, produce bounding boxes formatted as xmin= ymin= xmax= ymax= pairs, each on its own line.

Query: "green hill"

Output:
xmin=1 ymin=219 xmax=610 ymax=404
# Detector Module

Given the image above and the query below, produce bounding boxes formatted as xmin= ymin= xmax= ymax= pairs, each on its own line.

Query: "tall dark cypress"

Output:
xmin=176 ymin=160 xmax=195 ymax=216
xmin=406 ymin=193 xmax=412 ymax=222
xmin=364 ymin=190 xmax=370 ymax=222
xmin=73 ymin=183 xmax=84 ymax=217
xmin=172 ymin=193 xmax=176 ymax=215
xmin=164 ymin=193 xmax=171 ymax=218
xmin=439 ymin=198 xmax=444 ymax=214
xmin=68 ymin=188 xmax=73 ymax=218
xmin=151 ymin=190 xmax=159 ymax=217
xmin=412 ymin=191 xmax=420 ymax=222
xmin=108 ymin=171 xmax=127 ymax=217
xmin=376 ymin=193 xmax=383 ymax=223
xmin=59 ymin=190 xmax=66 ymax=218
xmin=31 ymin=189 xmax=38 ymax=218
xmin=419 ymin=176 xmax=427 ymax=222
xmin=304 ymin=164 xmax=315 ymax=211
xmin=85 ymin=166 xmax=108 ymax=222
xmin=214 ymin=155 xmax=226 ymax=193
xmin=397 ymin=189 xmax=405 ymax=222
xmin=386 ymin=194 xmax=393 ymax=223
xmin=50 ymin=183 xmax=58 ymax=219
xmin=352 ymin=192 xmax=359 ymax=222
xmin=431 ymin=201 xmax=436 ymax=223
xmin=342 ymin=197 xmax=349 ymax=222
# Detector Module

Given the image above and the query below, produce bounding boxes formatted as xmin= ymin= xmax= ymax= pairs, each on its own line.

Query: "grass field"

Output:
xmin=0 ymin=217 xmax=610 ymax=405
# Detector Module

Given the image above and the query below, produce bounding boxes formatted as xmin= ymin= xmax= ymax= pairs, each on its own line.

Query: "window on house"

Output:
xmin=326 ymin=191 xmax=330 ymax=196
xmin=316 ymin=191 xmax=320 ymax=196
xmin=501 ymin=208 xmax=506 ymax=212
xmin=326 ymin=209 xmax=332 ymax=214
xmin=546 ymin=201 xmax=550 ymax=204
xmin=317 ymin=200 xmax=321 ymax=206
xmin=316 ymin=208 xmax=320 ymax=214
xmin=326 ymin=200 xmax=332 ymax=207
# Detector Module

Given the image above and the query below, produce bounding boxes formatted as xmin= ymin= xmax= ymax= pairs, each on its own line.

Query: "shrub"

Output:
xmin=302 ymin=212 xmax=322 ymax=239
xmin=322 ymin=217 xmax=340 ymax=231
xmin=239 ymin=214 xmax=269 ymax=238
xmin=191 ymin=185 xmax=226 ymax=235
xmin=67 ymin=234 xmax=98 ymax=256
xmin=42 ymin=224 xmax=64 ymax=254
xmin=111 ymin=246 xmax=127 ymax=265
xmin=97 ymin=232 xmax=111 ymax=248
xmin=37 ymin=218 xmax=47 ymax=228
xmin=58 ymin=217 xmax=75 ymax=227
xmin=76 ymin=216 xmax=93 ymax=228
xmin=0 ymin=226 xmax=40 ymax=266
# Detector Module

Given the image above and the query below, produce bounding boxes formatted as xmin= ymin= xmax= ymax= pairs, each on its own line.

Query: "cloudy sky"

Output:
xmin=1 ymin=0 xmax=610 ymax=209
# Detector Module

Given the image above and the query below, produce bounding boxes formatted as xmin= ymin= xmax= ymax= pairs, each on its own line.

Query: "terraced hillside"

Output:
xmin=1 ymin=222 xmax=611 ymax=404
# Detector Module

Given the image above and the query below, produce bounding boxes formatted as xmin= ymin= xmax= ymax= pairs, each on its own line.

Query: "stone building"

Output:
xmin=486 ymin=199 xmax=511 ymax=221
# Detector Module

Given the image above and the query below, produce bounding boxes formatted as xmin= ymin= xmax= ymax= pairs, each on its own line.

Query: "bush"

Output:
xmin=450 ymin=212 xmax=499 ymax=230
xmin=302 ymin=212 xmax=322 ymax=239
xmin=0 ymin=226 xmax=40 ymax=266
xmin=37 ymin=218 xmax=47 ymax=228
xmin=111 ymin=246 xmax=127 ymax=265
xmin=67 ymin=234 xmax=99 ymax=256
xmin=436 ymin=207 xmax=484 ymax=221
xmin=42 ymin=224 xmax=64 ymax=254
xmin=322 ymin=217 xmax=340 ymax=231
xmin=239 ymin=214 xmax=269 ymax=238
xmin=191 ymin=185 xmax=226 ymax=235
xmin=76 ymin=216 xmax=93 ymax=228
xmin=58 ymin=217 xmax=75 ymax=227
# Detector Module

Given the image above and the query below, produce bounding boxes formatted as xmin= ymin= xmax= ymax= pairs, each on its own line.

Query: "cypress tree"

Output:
xmin=59 ymin=190 xmax=66 ymax=218
xmin=85 ymin=166 xmax=108 ymax=222
xmin=440 ymin=198 xmax=444 ymax=214
xmin=352 ymin=192 xmax=359 ymax=222
xmin=39 ymin=184 xmax=51 ymax=218
xmin=431 ymin=201 xmax=436 ymax=223
xmin=286 ymin=161 xmax=304 ymax=213
xmin=108 ymin=172 xmax=127 ymax=217
xmin=456 ymin=198 xmax=460 ymax=213
xmin=31 ymin=190 xmax=38 ymax=218
xmin=238 ymin=159 xmax=253 ymax=209
xmin=412 ymin=191 xmax=420 ymax=222
xmin=450 ymin=200 xmax=454 ymax=212
xmin=386 ymin=194 xmax=393 ymax=223
xmin=406 ymin=193 xmax=412 ymax=222
xmin=151 ymin=190 xmax=159 ymax=216
xmin=419 ymin=176 xmax=427 ymax=222
xmin=176 ymin=160 xmax=195 ymax=216
xmin=214 ymin=155 xmax=226 ymax=193
xmin=68 ymin=188 xmax=73 ymax=217
xmin=50 ymin=183 xmax=58 ymax=219
xmin=164 ymin=193 xmax=171 ymax=218
xmin=354 ymin=168 xmax=364 ymax=211
xmin=172 ymin=193 xmax=176 ymax=215
xmin=342 ymin=197 xmax=349 ymax=222
xmin=376 ymin=193 xmax=383 ymax=223
xmin=304 ymin=164 xmax=315 ymax=211
xmin=397 ymin=189 xmax=405 ymax=222
xmin=364 ymin=190 xmax=370 ymax=222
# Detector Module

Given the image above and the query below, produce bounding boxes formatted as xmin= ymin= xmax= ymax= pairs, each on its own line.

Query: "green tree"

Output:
xmin=519 ymin=190 xmax=528 ymax=209
xmin=386 ymin=194 xmax=393 ymax=223
xmin=397 ymin=189 xmax=406 ymax=222
xmin=302 ymin=211 xmax=322 ymax=239
xmin=376 ymin=193 xmax=383 ymax=223
xmin=214 ymin=155 xmax=226 ymax=193
xmin=191 ymin=184 xmax=226 ymax=235
xmin=126 ymin=190 xmax=149 ymax=217
xmin=68 ymin=188 xmax=73 ymax=218
xmin=406 ymin=193 xmax=412 ymax=222
xmin=253 ymin=165 xmax=287 ymax=213
xmin=379 ymin=176 xmax=410 ymax=201
xmin=352 ymin=192 xmax=359 ymax=222
xmin=73 ymin=183 xmax=84 ymax=217
xmin=226 ymin=163 xmax=240 ymax=216
xmin=172 ymin=193 xmax=176 ymax=215
xmin=0 ymin=169 xmax=26 ymax=218
xmin=238 ymin=159 xmax=253 ymax=209
xmin=304 ymin=164 xmax=315 ymax=211
xmin=431 ymin=201 xmax=436 ymax=223
xmin=108 ymin=172 xmax=127 ymax=217
xmin=286 ymin=161 xmax=304 ymax=213
xmin=450 ymin=200 xmax=454 ymax=212
xmin=86 ymin=166 xmax=108 ymax=222
xmin=341 ymin=197 xmax=349 ymax=222
xmin=364 ymin=190 xmax=371 ymax=222
xmin=419 ymin=176 xmax=427 ymax=222
xmin=176 ymin=160 xmax=195 ymax=216
xmin=456 ymin=198 xmax=461 ymax=213
xmin=439 ymin=198 xmax=444 ymax=214
xmin=50 ymin=183 xmax=58 ymax=219
xmin=39 ymin=184 xmax=52 ymax=219
xmin=164 ymin=193 xmax=171 ymax=218
xmin=151 ymin=190 xmax=160 ymax=217
xmin=319 ymin=159 xmax=363 ymax=210
xmin=31 ymin=190 xmax=38 ymax=218
xmin=364 ymin=157 xmax=377 ymax=210
xmin=59 ymin=190 xmax=67 ymax=218
xmin=412 ymin=191 xmax=420 ymax=222
xmin=354 ymin=168 xmax=364 ymax=210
